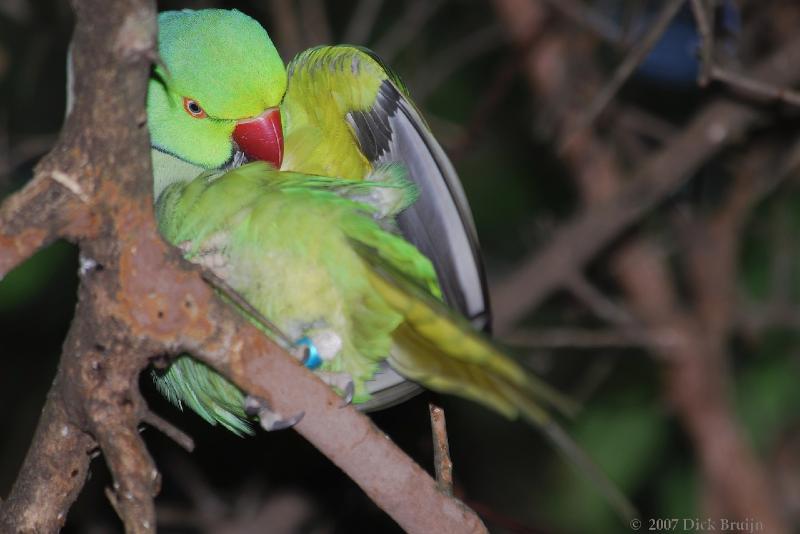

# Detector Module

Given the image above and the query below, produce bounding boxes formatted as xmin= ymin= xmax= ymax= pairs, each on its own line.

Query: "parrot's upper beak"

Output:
xmin=232 ymin=107 xmax=283 ymax=169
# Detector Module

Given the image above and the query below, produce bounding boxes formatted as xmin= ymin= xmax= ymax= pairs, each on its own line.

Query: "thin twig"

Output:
xmin=266 ymin=0 xmax=303 ymax=59
xmin=540 ymin=0 xmax=623 ymax=45
xmin=563 ymin=0 xmax=686 ymax=149
xmin=689 ymin=0 xmax=715 ymax=86
xmin=565 ymin=272 xmax=636 ymax=326
xmin=778 ymin=135 xmax=800 ymax=177
xmin=373 ymin=0 xmax=445 ymax=62
xmin=450 ymin=33 xmax=537 ymax=161
xmin=412 ymin=25 xmax=504 ymax=102
xmin=614 ymin=104 xmax=679 ymax=144
xmin=691 ymin=0 xmax=800 ymax=105
xmin=298 ymin=0 xmax=332 ymax=46
xmin=711 ymin=65 xmax=800 ymax=107
xmin=429 ymin=404 xmax=454 ymax=496
xmin=504 ymin=327 xmax=681 ymax=350
xmin=141 ymin=411 xmax=195 ymax=453
xmin=344 ymin=0 xmax=384 ymax=44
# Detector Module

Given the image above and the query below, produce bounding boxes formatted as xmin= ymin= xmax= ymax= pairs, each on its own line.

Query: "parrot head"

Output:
xmin=148 ymin=9 xmax=287 ymax=170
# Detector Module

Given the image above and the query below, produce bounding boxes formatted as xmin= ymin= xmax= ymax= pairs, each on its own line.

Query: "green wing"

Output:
xmin=153 ymin=162 xmax=427 ymax=432
xmin=282 ymin=45 xmax=490 ymax=331
xmin=281 ymin=45 xmax=492 ymax=409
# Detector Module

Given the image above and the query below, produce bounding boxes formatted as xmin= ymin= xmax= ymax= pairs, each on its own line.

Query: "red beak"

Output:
xmin=232 ymin=107 xmax=283 ymax=168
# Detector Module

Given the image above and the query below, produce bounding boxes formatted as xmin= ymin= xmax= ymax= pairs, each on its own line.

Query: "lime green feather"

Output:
xmin=281 ymin=46 xmax=390 ymax=179
xmin=156 ymin=163 xmax=420 ymax=407
xmin=353 ymin=242 xmax=576 ymax=420
xmin=156 ymin=161 xmax=573 ymax=423
xmin=153 ymin=356 xmax=254 ymax=436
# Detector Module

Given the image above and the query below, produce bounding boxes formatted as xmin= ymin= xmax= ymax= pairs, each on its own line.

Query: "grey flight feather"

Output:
xmin=359 ymin=362 xmax=423 ymax=412
xmin=347 ymin=80 xmax=491 ymax=332
xmin=293 ymin=46 xmax=491 ymax=410
xmin=347 ymin=79 xmax=491 ymax=411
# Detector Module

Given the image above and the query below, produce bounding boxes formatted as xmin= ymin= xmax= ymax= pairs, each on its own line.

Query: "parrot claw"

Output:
xmin=265 ymin=410 xmax=305 ymax=431
xmin=243 ymin=395 xmax=304 ymax=432
xmin=316 ymin=372 xmax=355 ymax=407
xmin=340 ymin=380 xmax=355 ymax=407
xmin=292 ymin=344 xmax=311 ymax=365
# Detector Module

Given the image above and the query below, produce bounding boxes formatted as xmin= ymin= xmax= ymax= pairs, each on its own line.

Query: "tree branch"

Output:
xmin=489 ymin=6 xmax=800 ymax=330
xmin=344 ymin=0 xmax=384 ymax=44
xmin=429 ymin=404 xmax=454 ymax=496
xmin=373 ymin=0 xmax=445 ymax=62
xmin=491 ymin=2 xmax=790 ymax=530
xmin=0 ymin=169 xmax=97 ymax=277
xmin=563 ymin=0 xmax=685 ymax=145
xmin=0 ymin=385 xmax=93 ymax=533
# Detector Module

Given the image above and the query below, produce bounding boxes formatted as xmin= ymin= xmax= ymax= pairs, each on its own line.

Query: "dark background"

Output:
xmin=1 ymin=1 xmax=799 ymax=532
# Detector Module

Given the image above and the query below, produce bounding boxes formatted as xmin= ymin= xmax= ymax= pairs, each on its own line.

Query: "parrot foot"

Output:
xmin=316 ymin=372 xmax=355 ymax=407
xmin=244 ymin=395 xmax=304 ymax=431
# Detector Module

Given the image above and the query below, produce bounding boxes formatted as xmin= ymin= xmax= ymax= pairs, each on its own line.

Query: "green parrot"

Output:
xmin=147 ymin=9 xmax=634 ymax=518
xmin=150 ymin=8 xmax=498 ymax=424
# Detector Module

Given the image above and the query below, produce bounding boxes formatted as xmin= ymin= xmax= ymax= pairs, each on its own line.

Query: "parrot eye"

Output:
xmin=183 ymin=97 xmax=207 ymax=119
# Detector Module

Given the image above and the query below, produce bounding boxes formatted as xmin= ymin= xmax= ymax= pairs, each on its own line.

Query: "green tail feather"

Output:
xmin=153 ymin=357 xmax=252 ymax=436
xmin=355 ymin=242 xmax=638 ymax=521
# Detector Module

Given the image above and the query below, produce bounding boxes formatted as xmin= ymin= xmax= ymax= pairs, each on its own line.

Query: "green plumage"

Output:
xmin=148 ymin=8 xmax=572 ymax=435
xmin=155 ymin=163 xmax=424 ymax=433
xmin=280 ymin=46 xmax=401 ymax=179
xmin=147 ymin=9 xmax=635 ymax=518
xmin=154 ymin=162 xmax=571 ymax=434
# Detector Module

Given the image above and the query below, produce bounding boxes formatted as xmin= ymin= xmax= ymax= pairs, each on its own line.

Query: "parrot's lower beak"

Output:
xmin=232 ymin=107 xmax=283 ymax=169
